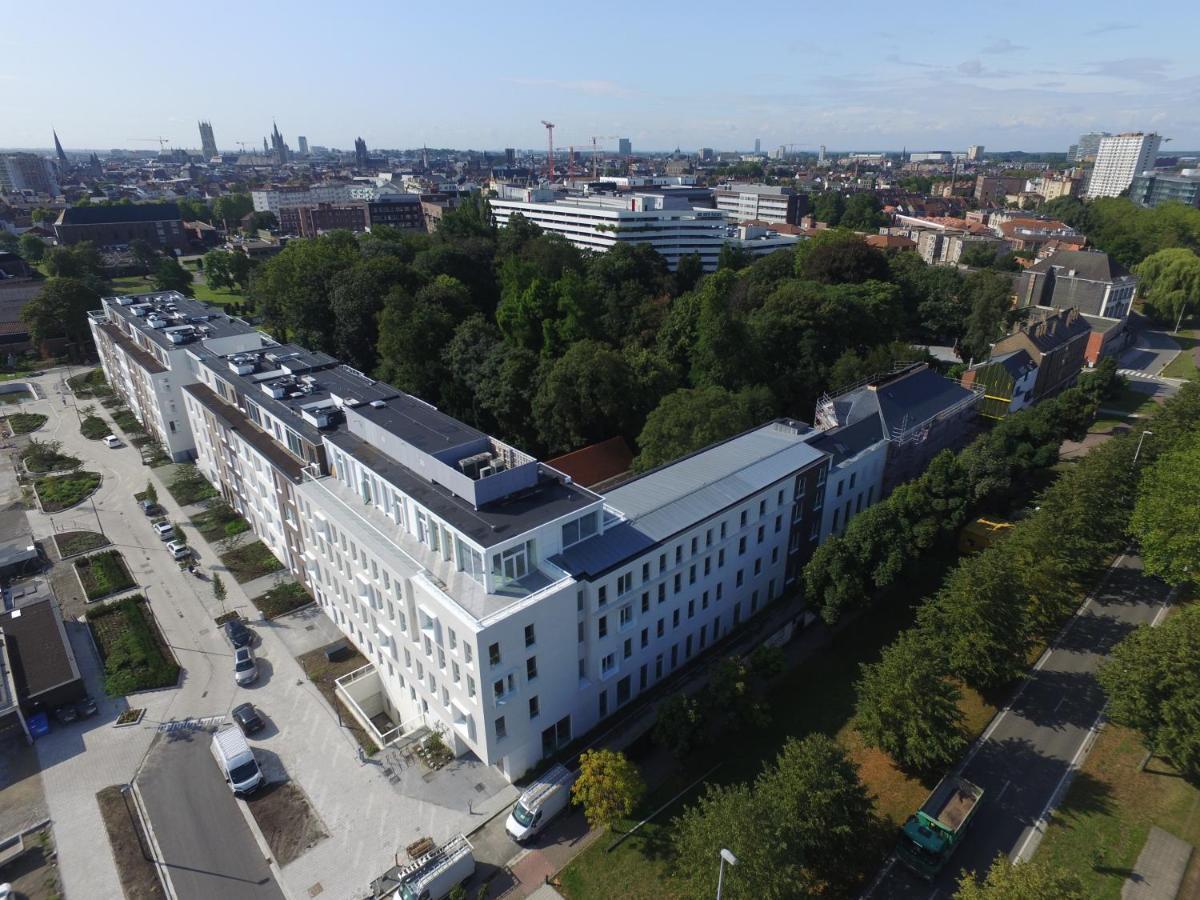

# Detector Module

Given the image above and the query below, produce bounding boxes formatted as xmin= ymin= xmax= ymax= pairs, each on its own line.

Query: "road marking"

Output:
xmin=861 ymin=856 xmax=896 ymax=898
xmin=158 ymin=715 xmax=224 ymax=732
xmin=995 ymin=779 xmax=1011 ymax=803
xmin=1052 ymin=697 xmax=1066 ymax=715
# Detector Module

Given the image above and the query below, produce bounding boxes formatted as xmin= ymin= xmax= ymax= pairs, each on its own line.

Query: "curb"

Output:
xmin=128 ymin=780 xmax=178 ymax=900
xmin=237 ymin=788 xmax=297 ymax=900
xmin=467 ymin=794 xmax=518 ymax=839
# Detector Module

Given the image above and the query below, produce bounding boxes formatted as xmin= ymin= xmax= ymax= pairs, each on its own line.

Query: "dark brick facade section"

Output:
xmin=784 ymin=457 xmax=830 ymax=587
xmin=367 ymin=195 xmax=425 ymax=232
xmin=54 ymin=203 xmax=188 ymax=251
xmin=991 ymin=307 xmax=1091 ymax=401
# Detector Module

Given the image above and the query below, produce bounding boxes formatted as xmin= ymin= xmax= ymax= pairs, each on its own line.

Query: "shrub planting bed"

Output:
xmin=75 ymin=549 xmax=136 ymax=601
xmin=54 ymin=530 xmax=110 ymax=559
xmin=191 ymin=501 xmax=248 ymax=542
xmin=166 ymin=465 xmax=218 ymax=505
xmin=5 ymin=413 xmax=46 ymax=434
xmin=220 ymin=540 xmax=284 ymax=583
xmin=251 ymin=581 xmax=313 ymax=619
xmin=80 ymin=416 xmax=111 ymax=440
xmin=67 ymin=368 xmax=108 ymax=397
xmin=22 ymin=443 xmax=81 ymax=473
xmin=111 ymin=410 xmax=144 ymax=435
xmin=34 ymin=472 xmax=101 ymax=511
xmin=85 ymin=596 xmax=179 ymax=695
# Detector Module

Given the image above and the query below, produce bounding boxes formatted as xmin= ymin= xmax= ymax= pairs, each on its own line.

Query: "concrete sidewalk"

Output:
xmin=1123 ymin=827 xmax=1194 ymax=900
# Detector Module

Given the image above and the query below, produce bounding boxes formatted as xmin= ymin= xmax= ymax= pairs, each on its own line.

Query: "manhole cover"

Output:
xmin=307 ymin=884 xmax=323 ymax=897
xmin=305 ymin=624 xmax=315 ymax=631
xmin=474 ymin=782 xmax=487 ymax=793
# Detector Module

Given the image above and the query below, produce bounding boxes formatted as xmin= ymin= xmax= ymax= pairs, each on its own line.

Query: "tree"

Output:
xmin=212 ymin=573 xmax=227 ymax=614
xmin=1100 ymin=603 xmax=1200 ymax=778
xmin=1135 ymin=247 xmax=1200 ymax=327
xmin=960 ymin=270 xmax=1013 ymax=362
xmin=203 ymin=250 xmax=234 ymax=290
xmin=811 ymin=191 xmax=846 ymax=226
xmin=228 ymin=252 xmax=253 ymax=290
xmin=1130 ymin=433 xmax=1200 ymax=587
xmin=652 ymin=693 xmax=705 ymax=758
xmin=959 ymin=243 xmax=1001 ymax=269
xmin=153 ymin=258 xmax=194 ymax=295
xmin=212 ymin=193 xmax=254 ymax=228
xmin=571 ymin=749 xmax=645 ymax=830
xmin=795 ymin=230 xmax=890 ymax=284
xmin=673 ymin=253 xmax=704 ymax=295
xmin=128 ymin=238 xmax=157 ymax=271
xmin=176 ymin=197 xmax=211 ymax=223
xmin=671 ymin=783 xmax=773 ymax=900
xmin=144 ymin=481 xmax=157 ymax=505
xmin=707 ymin=655 xmax=770 ymax=731
xmin=375 ymin=278 xmax=467 ymax=403
xmin=531 ymin=340 xmax=639 ymax=454
xmin=955 ymin=855 xmax=1084 ymax=900
xmin=44 ymin=242 xmax=102 ymax=278
xmin=840 ymin=192 xmax=887 ymax=231
xmin=634 ymin=385 xmax=774 ymax=471
xmin=18 ymin=233 xmax=45 ymax=262
xmin=21 ymin=277 xmax=101 ymax=349
xmin=855 ymin=628 xmax=967 ymax=771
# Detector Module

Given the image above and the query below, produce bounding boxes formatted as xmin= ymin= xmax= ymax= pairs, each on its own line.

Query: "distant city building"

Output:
xmin=198 ymin=121 xmax=218 ymax=159
xmin=252 ymin=185 xmax=368 ymax=215
xmin=1070 ymin=131 xmax=1110 ymax=163
xmin=270 ymin=121 xmax=290 ymax=164
xmin=53 ymin=130 xmax=69 ymax=169
xmin=909 ymin=151 xmax=954 ymax=163
xmin=1130 ymin=170 xmax=1200 ymax=208
xmin=0 ymin=153 xmax=60 ymax=197
xmin=1025 ymin=173 xmax=1080 ymax=202
xmin=754 ymin=138 xmax=761 ymax=154
xmin=699 ymin=147 xmax=714 ymax=161
xmin=298 ymin=136 xmax=309 ymax=157
xmin=55 ymin=202 xmax=186 ymax=251
xmin=1086 ymin=132 xmax=1161 ymax=198
xmin=974 ymin=175 xmax=1025 ymax=206
xmin=966 ymin=145 xmax=984 ymax=161
xmin=1016 ymin=249 xmax=1137 ymax=320
xmin=504 ymin=148 xmax=516 ymax=166
xmin=817 ymin=145 xmax=826 ymax=166
xmin=491 ymin=186 xmax=727 ymax=270
xmin=366 ymin=194 xmax=425 ymax=232
xmin=618 ymin=138 xmax=631 ymax=156
xmin=712 ymin=183 xmax=808 ymax=226
xmin=278 ymin=202 xmax=368 ymax=237
xmin=354 ymin=137 xmax=369 ymax=169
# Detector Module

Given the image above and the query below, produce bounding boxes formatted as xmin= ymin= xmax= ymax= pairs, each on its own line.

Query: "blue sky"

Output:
xmin=5 ymin=0 xmax=1198 ymax=153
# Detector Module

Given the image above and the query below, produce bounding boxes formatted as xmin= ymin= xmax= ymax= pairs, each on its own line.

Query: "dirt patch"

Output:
xmin=97 ymin=785 xmax=166 ymax=900
xmin=245 ymin=780 xmax=328 ymax=865
xmin=298 ymin=643 xmax=378 ymax=754
xmin=0 ymin=827 xmax=62 ymax=900
xmin=0 ymin=737 xmax=47 ymax=837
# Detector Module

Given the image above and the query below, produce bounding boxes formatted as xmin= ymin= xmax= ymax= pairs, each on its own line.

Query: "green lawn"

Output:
xmin=75 ymin=549 xmax=136 ymax=600
xmin=85 ymin=596 xmax=179 ymax=695
xmin=559 ymin=592 xmax=999 ymax=900
xmin=191 ymin=501 xmax=249 ymax=542
xmin=35 ymin=472 xmax=101 ymax=511
xmin=220 ymin=539 xmax=284 ymax=583
xmin=1039 ymin=723 xmax=1200 ymax=899
xmin=251 ymin=581 xmax=313 ymax=619
xmin=109 ymin=276 xmax=156 ymax=295
xmin=66 ymin=368 xmax=109 ymax=398
xmin=166 ymin=465 xmax=218 ymax=505
xmin=80 ymin=415 xmax=111 ymax=440
xmin=191 ymin=279 xmax=247 ymax=308
xmin=1103 ymin=384 xmax=1162 ymax=418
xmin=5 ymin=413 xmax=46 ymax=435
xmin=1160 ymin=329 xmax=1199 ymax=381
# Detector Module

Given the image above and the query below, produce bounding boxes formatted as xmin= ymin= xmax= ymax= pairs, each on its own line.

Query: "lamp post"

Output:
xmin=716 ymin=848 xmax=738 ymax=900
xmin=1133 ymin=429 xmax=1154 ymax=467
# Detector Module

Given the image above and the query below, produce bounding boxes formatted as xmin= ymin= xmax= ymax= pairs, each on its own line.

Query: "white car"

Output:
xmin=234 ymin=647 xmax=258 ymax=685
xmin=152 ymin=521 xmax=174 ymax=540
xmin=103 ymin=434 xmax=122 ymax=448
xmin=167 ymin=540 xmax=190 ymax=560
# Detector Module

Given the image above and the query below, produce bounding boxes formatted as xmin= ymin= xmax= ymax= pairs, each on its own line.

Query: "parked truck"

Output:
xmin=505 ymin=764 xmax=575 ymax=843
xmin=211 ymin=725 xmax=264 ymax=796
xmin=895 ymin=775 xmax=983 ymax=879
xmin=392 ymin=833 xmax=474 ymax=900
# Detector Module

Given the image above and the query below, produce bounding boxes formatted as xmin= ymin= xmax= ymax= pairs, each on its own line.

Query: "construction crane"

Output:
xmin=541 ymin=121 xmax=555 ymax=182
xmin=590 ymin=136 xmax=621 ymax=179
xmin=130 ymin=137 xmax=171 ymax=153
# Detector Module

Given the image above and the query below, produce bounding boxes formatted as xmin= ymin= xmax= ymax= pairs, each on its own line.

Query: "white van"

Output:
xmin=394 ymin=834 xmax=474 ymax=900
xmin=505 ymin=764 xmax=575 ymax=843
xmin=211 ymin=725 xmax=263 ymax=795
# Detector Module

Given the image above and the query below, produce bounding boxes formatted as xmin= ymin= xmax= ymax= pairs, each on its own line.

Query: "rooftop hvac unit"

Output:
xmin=369 ymin=399 xmax=386 ymax=408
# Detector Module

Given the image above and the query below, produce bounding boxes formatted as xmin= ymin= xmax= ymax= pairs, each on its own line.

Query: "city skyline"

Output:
xmin=4 ymin=0 xmax=1199 ymax=152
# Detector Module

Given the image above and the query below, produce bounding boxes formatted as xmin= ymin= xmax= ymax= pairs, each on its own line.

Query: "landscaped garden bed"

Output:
xmin=192 ymin=501 xmax=249 ymax=542
xmin=166 ymin=464 xmax=218 ymax=505
xmin=67 ymin=368 xmax=109 ymax=398
xmin=75 ymin=549 xmax=136 ymax=601
xmin=34 ymin=471 xmax=101 ymax=511
xmin=22 ymin=440 xmax=80 ymax=474
xmin=298 ymin=642 xmax=377 ymax=754
xmin=4 ymin=413 xmax=46 ymax=434
xmin=111 ymin=409 xmax=145 ymax=435
xmin=86 ymin=596 xmax=179 ymax=695
xmin=219 ymin=540 xmax=284 ymax=583
xmin=54 ymin=530 xmax=110 ymax=559
xmin=250 ymin=581 xmax=313 ymax=619
xmin=97 ymin=785 xmax=166 ymax=900
xmin=80 ymin=415 xmax=111 ymax=440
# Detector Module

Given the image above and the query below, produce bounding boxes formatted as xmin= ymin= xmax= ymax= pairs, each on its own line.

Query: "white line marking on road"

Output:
xmin=1052 ymin=697 xmax=1066 ymax=715
xmin=996 ymin=779 xmax=1011 ymax=803
xmin=861 ymin=856 xmax=896 ymax=898
xmin=157 ymin=715 xmax=224 ymax=732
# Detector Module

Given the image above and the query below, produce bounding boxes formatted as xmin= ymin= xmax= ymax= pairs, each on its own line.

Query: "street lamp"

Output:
xmin=1133 ymin=430 xmax=1154 ymax=467
xmin=716 ymin=848 xmax=738 ymax=900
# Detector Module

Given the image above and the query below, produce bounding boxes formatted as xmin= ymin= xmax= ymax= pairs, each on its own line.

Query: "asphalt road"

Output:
xmin=869 ymin=552 xmax=1172 ymax=899
xmin=137 ymin=727 xmax=285 ymax=900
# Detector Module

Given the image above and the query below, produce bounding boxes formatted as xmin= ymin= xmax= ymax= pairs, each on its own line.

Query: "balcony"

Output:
xmin=335 ymin=663 xmax=425 ymax=749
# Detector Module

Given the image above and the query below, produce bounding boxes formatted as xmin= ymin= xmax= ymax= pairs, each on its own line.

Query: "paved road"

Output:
xmin=138 ymin=727 xmax=285 ymax=900
xmin=1120 ymin=328 xmax=1181 ymax=377
xmin=869 ymin=552 xmax=1172 ymax=899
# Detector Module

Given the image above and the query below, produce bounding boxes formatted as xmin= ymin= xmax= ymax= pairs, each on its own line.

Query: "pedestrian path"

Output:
xmin=1122 ymin=826 xmax=1194 ymax=900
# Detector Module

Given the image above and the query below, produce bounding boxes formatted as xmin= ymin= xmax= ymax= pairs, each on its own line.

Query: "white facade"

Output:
xmin=1085 ymin=132 xmax=1162 ymax=199
xmin=713 ymin=184 xmax=797 ymax=226
xmin=251 ymin=184 xmax=357 ymax=214
xmin=490 ymin=187 xmax=728 ymax=271
xmin=814 ymin=439 xmax=887 ymax=542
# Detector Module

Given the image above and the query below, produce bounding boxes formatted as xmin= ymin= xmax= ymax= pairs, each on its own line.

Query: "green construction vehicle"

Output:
xmin=896 ymin=775 xmax=983 ymax=879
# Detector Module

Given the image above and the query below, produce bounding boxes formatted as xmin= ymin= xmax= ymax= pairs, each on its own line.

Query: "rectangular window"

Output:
xmin=529 ymin=696 xmax=539 ymax=719
xmin=717 ymin=583 xmax=723 ymax=600
xmin=718 ymin=549 xmax=725 ymax=568
xmin=599 ymin=690 xmax=608 ymax=717
xmin=452 ymin=660 xmax=460 ymax=682
xmin=623 ymin=638 xmax=632 ymax=659
xmin=720 ymin=522 xmax=727 ymax=539
xmin=657 ymin=618 xmax=665 ymax=638
xmin=691 ymin=536 xmax=698 ymax=555
xmin=659 ymin=553 xmax=667 ymax=573
xmin=687 ymin=599 xmax=695 ymax=619
xmin=837 ymin=479 xmax=844 ymax=497
xmin=700 ymin=624 xmax=708 ymax=649
xmin=577 ymin=589 xmax=585 ymax=612
xmin=656 ymin=655 xmax=664 ymax=679
xmin=706 ymin=528 xmax=713 ymax=547
xmin=736 ymin=569 xmax=744 ymax=587
xmin=641 ymin=592 xmax=650 ymax=613
xmin=850 ymin=472 xmax=857 ymax=489
xmin=598 ymin=616 xmax=608 ymax=639
xmin=755 ymin=558 xmax=762 ymax=575
xmin=673 ymin=573 xmax=681 ymax=593
xmin=689 ymin=565 xmax=696 ymax=585
xmin=642 ymin=562 xmax=650 ymax=581
xmin=467 ymin=675 xmax=475 ymax=697
xmin=640 ymin=664 xmax=648 ymax=690
xmin=640 ymin=628 xmax=649 ymax=648
xmin=617 ymin=572 xmax=632 ymax=595
xmin=524 ymin=624 xmax=536 ymax=647
xmin=672 ymin=609 xmax=680 ymax=628
xmin=602 ymin=653 xmax=615 ymax=675
xmin=686 ymin=635 xmax=693 ymax=659
xmin=671 ymin=645 xmax=678 ymax=669
xmin=757 ymin=526 xmax=765 ymax=544
xmin=702 ymin=591 xmax=709 ymax=610
xmin=775 ymin=514 xmax=782 ymax=533
xmin=675 ymin=546 xmax=683 ymax=564
xmin=658 ymin=583 xmax=666 ymax=604
xmin=704 ymin=557 xmax=711 ymax=576
xmin=738 ymin=536 xmax=747 ymax=555
xmin=740 ymin=510 xmax=748 ymax=527
xmin=488 ymin=643 xmax=501 ymax=666
xmin=527 ymin=656 xmax=538 ymax=680
xmin=598 ymin=585 xmax=607 ymax=606
xmin=617 ymin=675 xmax=631 ymax=706
xmin=619 ymin=605 xmax=633 ymax=627
xmin=495 ymin=716 xmax=507 ymax=739
xmin=578 ymin=621 xmax=585 ymax=643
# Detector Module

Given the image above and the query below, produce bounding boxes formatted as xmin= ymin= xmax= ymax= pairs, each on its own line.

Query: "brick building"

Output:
xmin=54 ymin=203 xmax=187 ymax=251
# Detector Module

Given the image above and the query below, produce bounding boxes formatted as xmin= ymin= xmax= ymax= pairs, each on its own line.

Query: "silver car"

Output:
xmin=234 ymin=647 xmax=258 ymax=685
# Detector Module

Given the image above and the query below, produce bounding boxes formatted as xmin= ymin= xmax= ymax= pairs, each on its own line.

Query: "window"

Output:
xmin=578 ymin=621 xmax=585 ymax=643
xmin=452 ymin=661 xmax=460 ymax=682
xmin=777 ymin=489 xmax=784 ymax=505
xmin=738 ymin=537 xmax=747 ymax=555
xmin=757 ymin=526 xmax=764 ymax=544
xmin=577 ymin=589 xmax=585 ymax=612
xmin=672 ymin=609 xmax=680 ymax=627
xmin=686 ymin=635 xmax=693 ymax=659
xmin=837 ymin=479 xmax=844 ymax=497
xmin=525 ymin=624 xmax=536 ymax=647
xmin=702 ymin=590 xmax=709 ymax=609
xmin=488 ymin=643 xmax=501 ymax=667
xmin=689 ymin=565 xmax=696 ymax=585
xmin=529 ymin=696 xmax=540 ymax=718
xmin=657 ymin=618 xmax=665 ymax=638
xmin=704 ymin=557 xmax=711 ymax=576
xmin=527 ymin=656 xmax=538 ymax=680
xmin=849 ymin=472 xmax=857 ymax=489
xmin=736 ymin=569 xmax=744 ymax=587
xmin=623 ymin=638 xmax=632 ymax=659
xmin=599 ymin=690 xmax=608 ymax=717
xmin=832 ymin=508 xmax=840 ymax=531
xmin=642 ymin=562 xmax=650 ymax=581
xmin=720 ymin=522 xmax=727 ymax=539
xmin=656 ymin=654 xmax=664 ymax=679
xmin=718 ymin=549 xmax=725 ymax=568
xmin=493 ymin=679 xmax=505 ymax=701
xmin=775 ymin=514 xmax=782 ymax=533
xmin=706 ymin=528 xmax=713 ymax=547
xmin=700 ymin=625 xmax=708 ymax=649
xmin=598 ymin=616 xmax=608 ymax=639
xmin=856 ymin=493 xmax=864 ymax=513
xmin=467 ymin=675 xmax=476 ymax=697
xmin=673 ymin=573 xmax=681 ymax=593
xmin=690 ymin=536 xmax=698 ymax=555
xmin=772 ymin=547 xmax=779 ymax=564
xmin=561 ymin=512 xmax=597 ymax=548
xmin=448 ymin=628 xmax=457 ymax=650
xmin=687 ymin=600 xmax=695 ymax=619
xmin=641 ymin=593 xmax=650 ymax=613
xmin=640 ymin=664 xmax=648 ymax=690
xmin=717 ymin=583 xmax=724 ymax=600
xmin=601 ymin=653 xmax=616 ymax=676
xmin=598 ymin=585 xmax=607 ymax=606
xmin=640 ymin=628 xmax=648 ymax=648
xmin=755 ymin=558 xmax=762 ymax=575
xmin=617 ymin=572 xmax=632 ymax=595
xmin=675 ymin=545 xmax=683 ymax=565
xmin=659 ymin=553 xmax=667 ymax=573
xmin=617 ymin=675 xmax=631 ymax=706
xmin=657 ymin=583 xmax=666 ymax=604
xmin=619 ymin=605 xmax=633 ymax=628
xmin=495 ymin=716 xmax=507 ymax=739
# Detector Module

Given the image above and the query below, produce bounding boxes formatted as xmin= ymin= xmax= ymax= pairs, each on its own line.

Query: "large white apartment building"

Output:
xmin=90 ymin=292 xmax=983 ymax=783
xmin=1085 ymin=132 xmax=1162 ymax=199
xmin=712 ymin=183 xmax=804 ymax=226
xmin=490 ymin=186 xmax=728 ymax=271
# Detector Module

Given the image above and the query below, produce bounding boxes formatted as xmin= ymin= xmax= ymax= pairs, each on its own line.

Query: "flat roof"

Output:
xmin=349 ymin=393 xmax=486 ymax=456
xmin=1 ymin=597 xmax=80 ymax=702
xmin=184 ymin=384 xmax=306 ymax=480
xmin=326 ymin=430 xmax=599 ymax=549
xmin=97 ymin=321 xmax=167 ymax=374
xmin=104 ymin=291 xmax=256 ymax=352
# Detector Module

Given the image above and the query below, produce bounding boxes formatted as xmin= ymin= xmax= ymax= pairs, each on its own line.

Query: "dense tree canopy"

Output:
xmin=22 ymin=277 xmax=101 ymax=348
xmin=1134 ymin=247 xmax=1200 ymax=327
xmin=1130 ymin=433 xmax=1200 ymax=588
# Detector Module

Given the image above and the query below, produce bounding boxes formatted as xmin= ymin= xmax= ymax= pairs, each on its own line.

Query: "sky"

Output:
xmin=4 ymin=0 xmax=1200 ymax=154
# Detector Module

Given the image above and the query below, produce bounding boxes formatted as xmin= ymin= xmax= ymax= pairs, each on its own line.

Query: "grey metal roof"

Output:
xmin=603 ymin=422 xmax=825 ymax=543
xmin=805 ymin=415 xmax=885 ymax=465
xmin=835 ymin=366 xmax=976 ymax=439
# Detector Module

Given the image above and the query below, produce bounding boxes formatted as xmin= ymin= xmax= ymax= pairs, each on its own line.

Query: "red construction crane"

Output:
xmin=541 ymin=120 xmax=555 ymax=182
